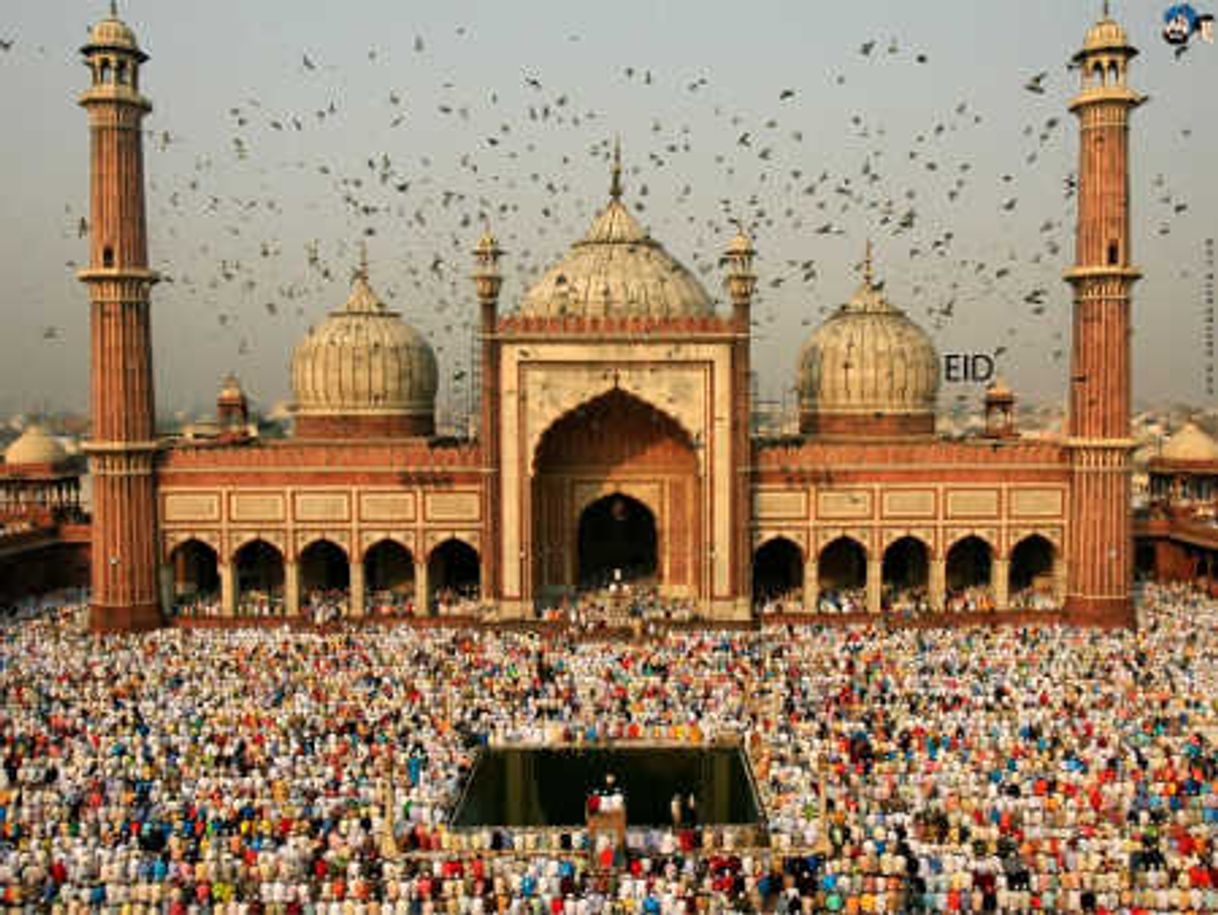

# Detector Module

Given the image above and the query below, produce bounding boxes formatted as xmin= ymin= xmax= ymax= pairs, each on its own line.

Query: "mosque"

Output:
xmin=59 ymin=7 xmax=1144 ymax=631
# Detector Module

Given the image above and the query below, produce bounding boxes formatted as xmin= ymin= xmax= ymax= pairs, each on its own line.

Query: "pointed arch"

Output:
xmin=534 ymin=387 xmax=697 ymax=472
xmin=428 ymin=537 xmax=480 ymax=613
xmin=233 ymin=539 xmax=285 ymax=615
xmin=532 ymin=386 xmax=701 ymax=601
xmin=168 ymin=539 xmax=219 ymax=612
xmin=882 ymin=535 xmax=929 ymax=611
xmin=1009 ymin=534 xmax=1058 ymax=609
xmin=299 ymin=539 xmax=350 ymax=592
xmin=363 ymin=538 xmax=416 ymax=613
xmin=817 ymin=536 xmax=867 ymax=612
xmin=945 ymin=535 xmax=993 ymax=591
xmin=578 ymin=493 xmax=658 ymax=589
xmin=753 ymin=536 xmax=803 ymax=604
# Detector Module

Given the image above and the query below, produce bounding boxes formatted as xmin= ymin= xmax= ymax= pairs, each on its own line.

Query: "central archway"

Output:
xmin=532 ymin=387 xmax=700 ymax=604
xmin=577 ymin=493 xmax=658 ymax=589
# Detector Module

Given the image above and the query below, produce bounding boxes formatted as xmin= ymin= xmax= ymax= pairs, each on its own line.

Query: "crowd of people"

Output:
xmin=539 ymin=587 xmax=702 ymax=631
xmin=168 ymin=582 xmax=1064 ymax=626
xmin=0 ymin=583 xmax=1215 ymax=910
xmin=943 ymin=586 xmax=998 ymax=614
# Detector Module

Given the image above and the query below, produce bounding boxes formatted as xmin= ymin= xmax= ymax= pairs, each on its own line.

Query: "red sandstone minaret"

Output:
xmin=473 ymin=229 xmax=503 ymax=602
xmin=78 ymin=4 xmax=162 ymax=632
xmin=1064 ymin=7 xmax=1144 ymax=626
xmin=724 ymin=227 xmax=757 ymax=611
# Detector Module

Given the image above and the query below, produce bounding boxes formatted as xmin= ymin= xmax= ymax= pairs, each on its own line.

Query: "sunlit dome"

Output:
xmin=797 ymin=245 xmax=939 ymax=438
xmin=83 ymin=6 xmax=146 ymax=60
xmin=1160 ymin=422 xmax=1218 ymax=463
xmin=291 ymin=255 xmax=438 ymax=438
xmin=518 ymin=146 xmax=713 ymax=320
xmin=4 ymin=425 xmax=68 ymax=467
xmin=1083 ymin=17 xmax=1130 ymax=53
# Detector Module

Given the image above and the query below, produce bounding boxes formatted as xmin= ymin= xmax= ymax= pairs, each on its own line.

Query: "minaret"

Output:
xmin=724 ymin=227 xmax=756 ymax=612
xmin=78 ymin=4 xmax=162 ymax=632
xmin=473 ymin=229 xmax=503 ymax=602
xmin=1064 ymin=7 xmax=1144 ymax=626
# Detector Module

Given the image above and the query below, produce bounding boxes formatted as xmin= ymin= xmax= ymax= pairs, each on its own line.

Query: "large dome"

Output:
xmin=4 ymin=425 xmax=68 ymax=468
xmin=291 ymin=262 xmax=438 ymax=438
xmin=518 ymin=151 xmax=713 ymax=320
xmin=1160 ymin=422 xmax=1218 ymax=463
xmin=798 ymin=249 xmax=939 ymax=438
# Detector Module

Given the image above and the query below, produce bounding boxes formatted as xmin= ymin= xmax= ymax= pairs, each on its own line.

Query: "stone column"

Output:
xmin=414 ymin=555 xmax=430 ymax=616
xmin=219 ymin=562 xmax=235 ymax=617
xmin=349 ymin=557 xmax=366 ymax=619
xmin=284 ymin=561 xmax=300 ymax=618
xmin=993 ymin=558 xmax=1010 ymax=611
xmin=803 ymin=556 xmax=818 ymax=610
xmin=866 ymin=558 xmax=882 ymax=614
xmin=929 ymin=558 xmax=946 ymax=612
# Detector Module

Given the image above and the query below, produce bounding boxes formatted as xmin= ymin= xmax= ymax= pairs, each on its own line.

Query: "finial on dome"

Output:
xmin=610 ymin=136 xmax=623 ymax=201
xmin=355 ymin=240 xmax=369 ymax=283
xmin=862 ymin=239 xmax=874 ymax=287
xmin=1102 ymin=0 xmax=1110 ymax=17
xmin=110 ymin=0 xmax=119 ymax=17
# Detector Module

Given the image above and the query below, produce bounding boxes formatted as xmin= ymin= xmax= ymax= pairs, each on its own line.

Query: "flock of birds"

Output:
xmin=1 ymin=13 xmax=1205 ymax=415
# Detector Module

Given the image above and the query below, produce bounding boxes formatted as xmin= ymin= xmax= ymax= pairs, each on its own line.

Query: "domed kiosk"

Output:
xmin=291 ymin=253 xmax=438 ymax=438
xmin=4 ymin=425 xmax=69 ymax=469
xmin=798 ymin=244 xmax=940 ymax=437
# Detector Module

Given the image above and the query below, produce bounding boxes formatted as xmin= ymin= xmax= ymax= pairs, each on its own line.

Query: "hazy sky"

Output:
xmin=2 ymin=0 xmax=1215 ymax=421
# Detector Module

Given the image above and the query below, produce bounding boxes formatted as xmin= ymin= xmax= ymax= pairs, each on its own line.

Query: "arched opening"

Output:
xmin=532 ymin=387 xmax=700 ymax=607
xmin=299 ymin=540 xmax=349 ymax=619
xmin=1009 ymin=535 xmax=1058 ymax=610
xmin=945 ymin=536 xmax=994 ymax=612
xmin=882 ymin=536 xmax=930 ymax=613
xmin=234 ymin=539 xmax=285 ymax=616
xmin=363 ymin=539 xmax=416 ymax=615
xmin=817 ymin=537 xmax=867 ymax=613
xmin=429 ymin=538 xmax=480 ymax=615
xmin=752 ymin=537 xmax=803 ymax=608
xmin=577 ymin=493 xmax=658 ymax=591
xmin=169 ymin=539 xmax=219 ymax=616
xmin=1108 ymin=241 xmax=1119 ymax=266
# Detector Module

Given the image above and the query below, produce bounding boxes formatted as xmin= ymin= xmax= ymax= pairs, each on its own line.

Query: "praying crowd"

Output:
xmin=0 ymin=582 xmax=1216 ymax=911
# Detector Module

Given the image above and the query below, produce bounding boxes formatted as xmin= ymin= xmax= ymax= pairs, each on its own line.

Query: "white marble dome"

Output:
xmin=518 ymin=159 xmax=712 ymax=320
xmin=4 ymin=425 xmax=67 ymax=467
xmin=798 ymin=253 xmax=939 ymax=437
xmin=291 ymin=266 xmax=437 ymax=428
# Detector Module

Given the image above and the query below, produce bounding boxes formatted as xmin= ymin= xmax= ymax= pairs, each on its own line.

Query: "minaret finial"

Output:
xmin=1103 ymin=0 xmax=1110 ymax=17
xmin=862 ymin=239 xmax=874 ymax=286
xmin=110 ymin=0 xmax=118 ymax=17
xmin=356 ymin=240 xmax=369 ymax=282
xmin=609 ymin=136 xmax=623 ymax=201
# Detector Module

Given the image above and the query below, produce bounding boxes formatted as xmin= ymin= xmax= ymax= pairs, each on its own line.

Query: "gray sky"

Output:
xmin=1 ymin=0 xmax=1215 ymax=420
